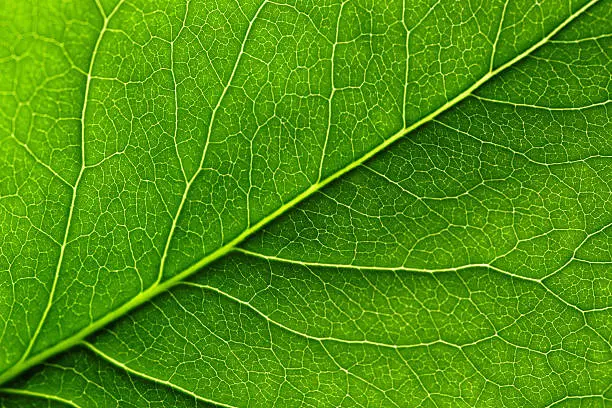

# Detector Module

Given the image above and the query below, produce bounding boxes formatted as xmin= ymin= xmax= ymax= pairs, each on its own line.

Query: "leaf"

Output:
xmin=0 ymin=0 xmax=610 ymax=406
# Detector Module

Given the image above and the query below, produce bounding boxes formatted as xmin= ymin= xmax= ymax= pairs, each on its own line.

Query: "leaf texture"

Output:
xmin=0 ymin=0 xmax=610 ymax=406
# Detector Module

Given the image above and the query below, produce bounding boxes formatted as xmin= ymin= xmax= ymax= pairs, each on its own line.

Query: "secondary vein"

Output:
xmin=16 ymin=0 xmax=126 ymax=368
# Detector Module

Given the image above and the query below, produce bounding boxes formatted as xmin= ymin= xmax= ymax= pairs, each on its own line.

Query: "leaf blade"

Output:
xmin=0 ymin=0 xmax=609 ymax=406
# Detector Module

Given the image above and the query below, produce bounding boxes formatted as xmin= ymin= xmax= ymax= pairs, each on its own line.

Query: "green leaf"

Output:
xmin=0 ymin=0 xmax=610 ymax=406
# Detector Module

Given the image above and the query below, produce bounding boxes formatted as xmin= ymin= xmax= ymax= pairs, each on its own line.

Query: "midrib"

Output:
xmin=0 ymin=0 xmax=599 ymax=388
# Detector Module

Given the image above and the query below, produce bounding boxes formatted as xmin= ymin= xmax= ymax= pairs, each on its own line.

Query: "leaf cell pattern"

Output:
xmin=0 ymin=0 xmax=610 ymax=406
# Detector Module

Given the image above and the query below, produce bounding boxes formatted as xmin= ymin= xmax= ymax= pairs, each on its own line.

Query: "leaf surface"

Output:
xmin=0 ymin=0 xmax=610 ymax=406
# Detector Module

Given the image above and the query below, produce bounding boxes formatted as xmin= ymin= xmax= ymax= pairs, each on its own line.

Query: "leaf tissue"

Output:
xmin=0 ymin=0 xmax=610 ymax=406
